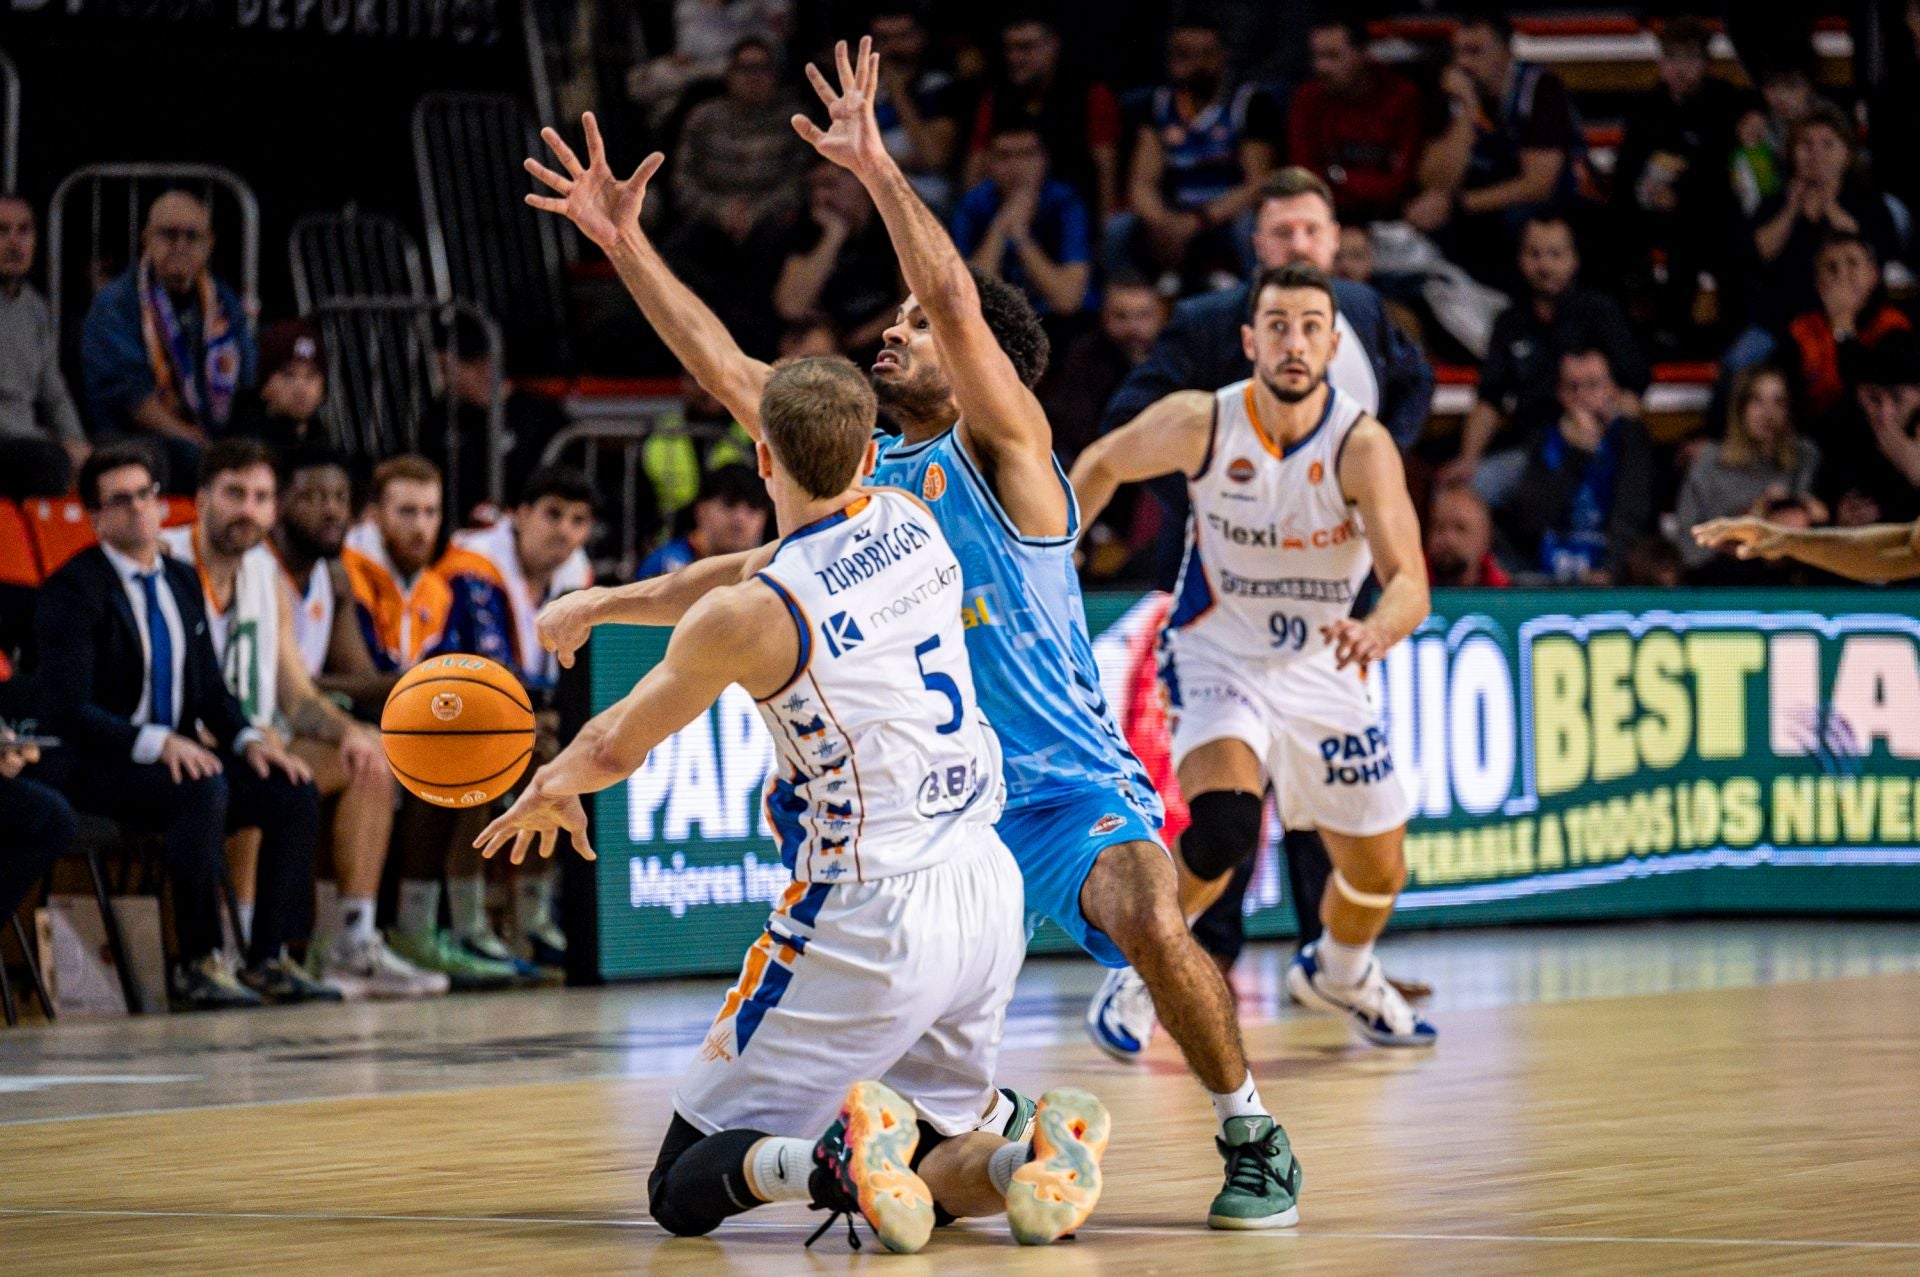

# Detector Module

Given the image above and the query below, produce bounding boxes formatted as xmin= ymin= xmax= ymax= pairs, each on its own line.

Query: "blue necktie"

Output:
xmin=139 ymin=570 xmax=174 ymax=729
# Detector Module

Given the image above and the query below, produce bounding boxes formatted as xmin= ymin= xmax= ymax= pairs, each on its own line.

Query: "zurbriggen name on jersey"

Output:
xmin=1218 ymin=572 xmax=1354 ymax=602
xmin=813 ymin=518 xmax=935 ymax=596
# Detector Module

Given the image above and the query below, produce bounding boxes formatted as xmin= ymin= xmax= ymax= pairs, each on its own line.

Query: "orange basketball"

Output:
xmin=381 ymin=654 xmax=536 ymax=807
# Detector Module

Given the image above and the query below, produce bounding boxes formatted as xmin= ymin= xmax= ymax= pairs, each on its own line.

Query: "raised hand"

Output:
xmin=475 ymin=782 xmax=596 ymax=865
xmin=536 ymin=586 xmax=607 ymax=671
xmin=525 ymin=112 xmax=663 ymax=253
xmin=791 ymin=37 xmax=890 ymax=177
xmin=1691 ymin=516 xmax=1787 ymax=560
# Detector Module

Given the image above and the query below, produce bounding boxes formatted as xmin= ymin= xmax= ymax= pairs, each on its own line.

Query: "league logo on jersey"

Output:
xmin=822 ymin=611 xmax=865 ymax=657
xmin=1088 ymin=813 xmax=1127 ymax=836
xmin=1226 ymin=457 xmax=1257 ymax=484
xmin=922 ymin=463 xmax=948 ymax=501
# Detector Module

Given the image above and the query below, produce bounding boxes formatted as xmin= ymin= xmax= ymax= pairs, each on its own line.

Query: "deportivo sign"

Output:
xmin=9 ymin=0 xmax=504 ymax=43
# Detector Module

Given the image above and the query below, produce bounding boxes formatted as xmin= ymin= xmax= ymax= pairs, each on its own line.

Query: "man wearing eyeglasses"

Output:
xmin=34 ymin=441 xmax=317 ymax=1010
xmin=80 ymin=191 xmax=258 ymax=492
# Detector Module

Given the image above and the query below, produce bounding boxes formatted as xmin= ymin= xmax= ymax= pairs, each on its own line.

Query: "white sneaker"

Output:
xmin=321 ymin=933 xmax=452 ymax=1000
xmin=1085 ymin=965 xmax=1156 ymax=1061
xmin=1287 ymin=943 xmax=1435 ymax=1048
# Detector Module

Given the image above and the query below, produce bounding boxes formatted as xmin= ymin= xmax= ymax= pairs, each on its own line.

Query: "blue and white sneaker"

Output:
xmin=1286 ymin=943 xmax=1436 ymax=1048
xmin=1085 ymin=965 xmax=1156 ymax=1061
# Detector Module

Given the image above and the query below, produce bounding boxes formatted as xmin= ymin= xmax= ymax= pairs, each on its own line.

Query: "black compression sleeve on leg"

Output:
xmin=1283 ymin=829 xmax=1332 ymax=947
xmin=1178 ymin=789 xmax=1265 ymax=882
xmin=647 ymin=1114 xmax=772 ymax=1237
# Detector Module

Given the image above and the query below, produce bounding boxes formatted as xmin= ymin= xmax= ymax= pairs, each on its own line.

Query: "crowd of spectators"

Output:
xmin=5 ymin=4 xmax=1920 ymax=1010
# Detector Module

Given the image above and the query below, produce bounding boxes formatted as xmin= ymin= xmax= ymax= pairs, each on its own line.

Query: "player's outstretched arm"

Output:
xmin=1691 ymin=516 xmax=1920 ymax=583
xmin=481 ymin=583 xmax=795 ymax=863
xmin=1331 ymin=419 xmax=1430 ymax=669
xmin=525 ymin=112 xmax=773 ymax=438
xmin=794 ymin=43 xmax=1056 ymax=478
xmin=1068 ymin=391 xmax=1215 ymax=526
xmin=536 ymin=541 xmax=779 ymax=669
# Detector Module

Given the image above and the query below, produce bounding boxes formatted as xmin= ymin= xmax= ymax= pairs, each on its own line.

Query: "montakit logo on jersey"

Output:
xmin=1226 ymin=457 xmax=1257 ymax=483
xmin=822 ymin=612 xmax=865 ymax=656
xmin=923 ymin=463 xmax=948 ymax=500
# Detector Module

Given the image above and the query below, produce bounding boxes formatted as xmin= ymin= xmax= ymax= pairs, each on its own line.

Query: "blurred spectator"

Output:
xmin=1287 ymin=16 xmax=1423 ymax=225
xmin=777 ymin=314 xmax=841 ymax=358
xmin=1786 ymin=232 xmax=1912 ymax=422
xmin=1864 ymin=1 xmax=1920 ymax=257
xmin=952 ymin=125 xmax=1094 ymax=318
xmin=1816 ymin=330 xmax=1920 ymax=526
xmin=636 ymin=463 xmax=770 ymax=578
xmin=341 ymin=455 xmax=453 ymax=672
xmin=774 ymin=162 xmax=900 ymax=351
xmin=871 ymin=4 xmax=962 ymax=213
xmin=669 ymin=38 xmax=808 ymax=246
xmin=1731 ymin=66 xmax=1819 ymax=218
xmin=1500 ymin=348 xmax=1655 ymax=584
xmin=1043 ymin=275 xmax=1168 ymax=467
xmin=1622 ymin=536 xmax=1687 ymax=588
xmin=1425 ymin=481 xmax=1511 ymax=587
xmin=1408 ymin=14 xmax=1589 ymax=287
xmin=965 ymin=16 xmax=1123 ymax=223
xmin=0 ymin=735 xmax=72 ymax=950
xmin=36 ymin=443 xmax=313 ymax=1009
xmin=1112 ymin=19 xmax=1278 ymax=284
xmin=1445 ymin=214 xmax=1650 ymax=500
xmin=0 ymin=195 xmax=88 ymax=498
xmin=227 ymin=320 xmax=326 ymax=450
xmin=80 ymin=191 xmax=257 ymax=492
xmin=442 ymin=328 xmax=569 ymax=520
xmin=629 ymin=0 xmax=794 ymax=128
xmin=1104 ymin=169 xmax=1434 ymax=454
xmin=1610 ymin=16 xmax=1743 ymax=355
xmin=1331 ymin=223 xmax=1373 ymax=283
xmin=641 ymin=378 xmax=757 ymax=543
xmin=1672 ymin=365 xmax=1823 ymax=572
xmin=1734 ymin=103 xmax=1904 ymax=373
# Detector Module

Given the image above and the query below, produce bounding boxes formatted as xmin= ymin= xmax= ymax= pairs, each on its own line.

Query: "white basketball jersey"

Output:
xmin=288 ymin=558 xmax=334 ymax=679
xmin=754 ymin=490 xmax=1004 ymax=884
xmin=162 ymin=525 xmax=282 ymax=728
xmin=1167 ymin=380 xmax=1374 ymax=663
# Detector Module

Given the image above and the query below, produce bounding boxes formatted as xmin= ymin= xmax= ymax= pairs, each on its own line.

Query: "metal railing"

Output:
xmin=540 ymin=404 xmax=714 ymax=579
xmin=412 ymin=91 xmax=572 ymax=372
xmin=289 ymin=206 xmax=430 ymax=314
xmin=46 ymin=163 xmax=260 ymax=341
xmin=310 ymin=296 xmax=505 ymax=508
xmin=1 ymin=49 xmax=18 ymax=195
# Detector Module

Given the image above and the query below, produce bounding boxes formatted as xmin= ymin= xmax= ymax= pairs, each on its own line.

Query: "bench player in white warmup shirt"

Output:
xmin=1072 ymin=262 xmax=1436 ymax=1047
xmin=476 ymin=358 xmax=1109 ymax=1254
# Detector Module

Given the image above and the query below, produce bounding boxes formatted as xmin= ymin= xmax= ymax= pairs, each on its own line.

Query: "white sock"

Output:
xmin=340 ymin=896 xmax=379 ymax=945
xmin=747 ymin=1137 xmax=816 ymax=1203
xmin=514 ymin=868 xmax=556 ymax=933
xmin=398 ymin=880 xmax=441 ymax=939
xmin=448 ymin=874 xmax=490 ymax=939
xmin=1209 ymin=1072 xmax=1268 ymax=1129
xmin=987 ymin=1141 xmax=1032 ymax=1198
xmin=313 ymin=880 xmax=340 ymax=941
xmin=235 ymin=901 xmax=255 ymax=948
xmin=1315 ymin=934 xmax=1372 ymax=987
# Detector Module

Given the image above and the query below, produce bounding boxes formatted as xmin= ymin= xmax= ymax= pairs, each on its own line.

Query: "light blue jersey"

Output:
xmin=872 ymin=429 xmax=1162 ymax=821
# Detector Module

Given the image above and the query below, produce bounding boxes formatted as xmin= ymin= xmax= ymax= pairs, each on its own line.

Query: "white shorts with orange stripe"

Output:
xmin=673 ymin=833 xmax=1026 ymax=1140
xmin=1161 ymin=633 xmax=1411 ymax=838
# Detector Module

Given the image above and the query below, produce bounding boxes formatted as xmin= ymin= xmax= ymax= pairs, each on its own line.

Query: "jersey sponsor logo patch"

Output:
xmin=822 ymin=611 xmax=865 ymax=657
xmin=1308 ymin=460 xmax=1325 ymax=485
xmin=923 ymin=462 xmax=948 ymax=501
xmin=1088 ymin=813 xmax=1127 ymax=836
xmin=1226 ymin=457 xmax=1257 ymax=484
xmin=1320 ymin=726 xmax=1395 ymax=786
xmin=1218 ymin=571 xmax=1353 ymax=602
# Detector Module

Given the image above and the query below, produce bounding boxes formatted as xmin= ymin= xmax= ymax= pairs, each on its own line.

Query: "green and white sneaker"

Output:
xmin=388 ymin=928 xmax=519 ymax=991
xmin=1006 ymin=1087 xmax=1110 ymax=1245
xmin=807 ymin=1080 xmax=934 ymax=1254
xmin=998 ymin=1086 xmax=1038 ymax=1142
xmin=1208 ymin=1115 xmax=1303 ymax=1230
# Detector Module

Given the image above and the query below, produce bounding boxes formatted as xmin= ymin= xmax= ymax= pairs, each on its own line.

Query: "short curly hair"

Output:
xmin=970 ymin=268 xmax=1050 ymax=388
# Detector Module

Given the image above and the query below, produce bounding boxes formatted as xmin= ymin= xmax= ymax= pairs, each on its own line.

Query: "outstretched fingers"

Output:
xmin=859 ymin=37 xmax=878 ymax=98
xmin=524 ymin=157 xmax=573 ymax=195
xmin=541 ymin=125 xmax=585 ymax=178
xmin=629 ymin=150 xmax=665 ymax=188
xmin=792 ymin=113 xmax=828 ymax=146
xmin=834 ymin=37 xmax=856 ymax=93
xmin=805 ymin=59 xmax=838 ymax=108
xmin=583 ymin=110 xmax=607 ymax=171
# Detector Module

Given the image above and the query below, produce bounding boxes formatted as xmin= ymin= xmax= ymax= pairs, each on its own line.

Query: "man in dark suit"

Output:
xmin=35 ymin=442 xmax=332 ymax=1008
xmin=0 ymin=735 xmax=73 ymax=942
xmin=1099 ymin=167 xmax=1434 ymax=1002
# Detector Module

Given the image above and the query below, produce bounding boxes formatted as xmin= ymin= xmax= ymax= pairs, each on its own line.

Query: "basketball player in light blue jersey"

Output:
xmin=524 ymin=39 xmax=1303 ymax=1229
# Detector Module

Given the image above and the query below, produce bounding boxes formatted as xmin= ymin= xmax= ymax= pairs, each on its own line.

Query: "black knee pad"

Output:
xmin=647 ymin=1115 xmax=767 ymax=1237
xmin=1179 ymin=789 xmax=1264 ymax=883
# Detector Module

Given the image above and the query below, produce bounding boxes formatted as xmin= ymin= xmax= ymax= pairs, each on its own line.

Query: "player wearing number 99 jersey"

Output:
xmin=1074 ymin=262 xmax=1436 ymax=1050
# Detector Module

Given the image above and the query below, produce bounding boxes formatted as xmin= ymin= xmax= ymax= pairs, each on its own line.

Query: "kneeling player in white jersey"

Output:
xmin=476 ymin=358 xmax=1108 ymax=1253
xmin=1072 ymin=262 xmax=1435 ymax=1047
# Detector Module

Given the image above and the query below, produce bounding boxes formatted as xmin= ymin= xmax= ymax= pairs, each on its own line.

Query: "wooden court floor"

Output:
xmin=3 ymin=922 xmax=1920 ymax=1275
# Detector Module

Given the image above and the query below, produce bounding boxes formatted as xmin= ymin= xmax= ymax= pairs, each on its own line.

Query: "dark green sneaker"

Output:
xmin=1208 ymin=1115 xmax=1302 ymax=1229
xmin=805 ymin=1080 xmax=933 ymax=1254
xmin=998 ymin=1086 xmax=1038 ymax=1143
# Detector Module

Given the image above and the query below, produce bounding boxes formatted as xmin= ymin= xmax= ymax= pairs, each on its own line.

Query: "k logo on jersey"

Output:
xmin=823 ymin=611 xmax=865 ymax=657
xmin=922 ymin=462 xmax=948 ymax=501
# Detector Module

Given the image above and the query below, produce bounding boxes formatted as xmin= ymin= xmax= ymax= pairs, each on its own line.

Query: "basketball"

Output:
xmin=380 ymin=654 xmax=536 ymax=807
